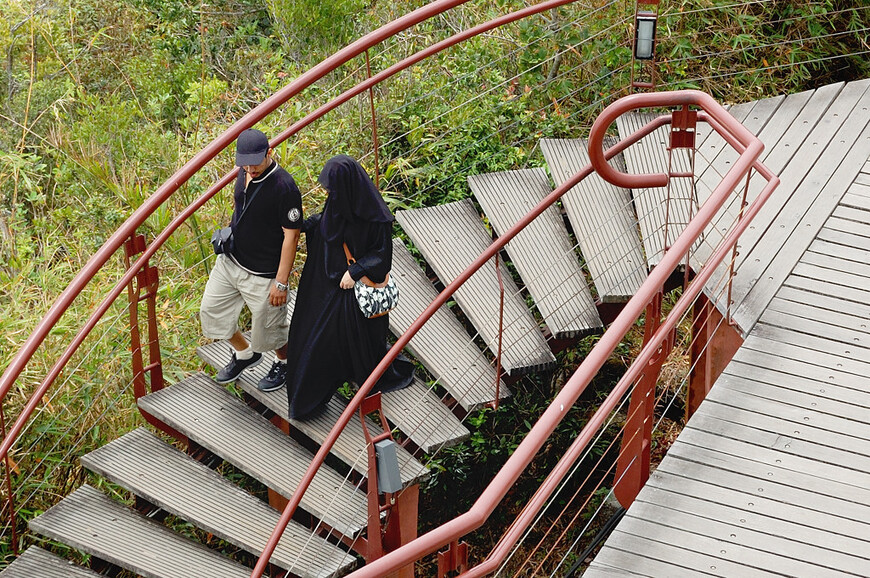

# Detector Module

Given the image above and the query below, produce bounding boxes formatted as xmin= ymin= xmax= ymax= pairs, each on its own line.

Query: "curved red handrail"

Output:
xmin=0 ymin=0 xmax=475 ymax=461
xmin=333 ymin=91 xmax=777 ymax=577
xmin=248 ymin=90 xmax=758 ymax=575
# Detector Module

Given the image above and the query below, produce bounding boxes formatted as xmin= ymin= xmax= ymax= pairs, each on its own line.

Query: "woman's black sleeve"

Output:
xmin=348 ymin=222 xmax=392 ymax=283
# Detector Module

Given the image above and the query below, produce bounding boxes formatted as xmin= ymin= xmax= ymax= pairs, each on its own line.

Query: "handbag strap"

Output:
xmin=342 ymin=242 xmax=390 ymax=288
xmin=342 ymin=242 xmax=355 ymax=265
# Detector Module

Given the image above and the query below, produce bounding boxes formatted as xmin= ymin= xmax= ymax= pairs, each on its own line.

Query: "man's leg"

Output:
xmin=242 ymin=278 xmax=289 ymax=392
xmin=201 ymin=255 xmax=263 ymax=383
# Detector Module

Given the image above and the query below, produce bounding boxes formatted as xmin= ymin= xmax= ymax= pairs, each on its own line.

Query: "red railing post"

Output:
xmin=687 ymin=294 xmax=743 ymax=419
xmin=358 ymin=393 xmax=416 ymax=576
xmin=123 ymin=233 xmax=185 ymax=442
xmin=612 ymin=289 xmax=668 ymax=508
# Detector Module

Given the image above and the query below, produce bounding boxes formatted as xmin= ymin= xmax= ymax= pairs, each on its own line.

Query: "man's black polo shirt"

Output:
xmin=230 ymin=161 xmax=302 ymax=277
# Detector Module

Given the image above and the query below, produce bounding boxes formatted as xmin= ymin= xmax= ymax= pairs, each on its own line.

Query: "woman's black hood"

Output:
xmin=318 ymin=154 xmax=393 ymax=244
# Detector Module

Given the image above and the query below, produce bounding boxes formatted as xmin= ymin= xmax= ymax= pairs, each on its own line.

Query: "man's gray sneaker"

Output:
xmin=215 ymin=351 xmax=262 ymax=384
xmin=257 ymin=361 xmax=287 ymax=392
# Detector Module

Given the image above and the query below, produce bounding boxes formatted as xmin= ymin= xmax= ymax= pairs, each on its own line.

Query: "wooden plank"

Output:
xmin=540 ymin=138 xmax=647 ymax=302
xmin=0 ymin=547 xmax=102 ymax=578
xmin=722 ymin=359 xmax=870 ymax=411
xmin=80 ymin=428 xmax=356 ymax=578
xmin=616 ymin=112 xmax=696 ymax=266
xmin=815 ymin=221 xmax=870 ymax=252
xmin=696 ymin=95 xmax=785 ymax=206
xmin=773 ymin=283 xmax=870 ymax=322
xmin=590 ymin=535 xmax=723 ymax=577
xmin=758 ymin=307 xmax=870 ymax=346
xmin=806 ymin=238 xmax=870 ymax=272
xmin=714 ymin=371 xmax=870 ymax=422
xmin=693 ymin=96 xmax=788 ymax=269
xmin=686 ymin=409 xmax=870 ymax=474
xmin=798 ymin=250 xmax=870 ymax=284
xmin=788 ymin=263 xmax=870 ymax=304
xmin=199 ymin=340 xmax=466 ymax=456
xmin=396 ymin=199 xmax=556 ymax=375
xmin=840 ymin=190 xmax=870 ymax=210
xmin=843 ymin=182 xmax=870 ymax=201
xmin=763 ymin=295 xmax=870 ymax=336
xmin=468 ymin=168 xmax=602 ymax=337
xmin=646 ymin=468 xmax=870 ymax=549
xmin=734 ymin=80 xmax=870 ymax=329
xmin=663 ymin=435 xmax=870 ymax=513
xmin=388 ymin=239 xmax=509 ymax=411
xmin=740 ymin=332 xmax=870 ymax=381
xmin=610 ymin=513 xmax=841 ymax=578
xmin=751 ymin=323 xmax=869 ymax=362
xmin=832 ymin=203 xmax=870 ymax=226
xmin=699 ymin=85 xmax=835 ymax=315
xmin=593 ymin=529 xmax=767 ymax=577
xmin=137 ymin=374 xmax=368 ymax=536
xmin=29 ymin=485 xmax=251 ymax=578
xmin=705 ymin=385 xmax=870 ymax=444
xmin=823 ymin=213 xmax=870 ymax=238
xmin=626 ymin=499 xmax=869 ymax=575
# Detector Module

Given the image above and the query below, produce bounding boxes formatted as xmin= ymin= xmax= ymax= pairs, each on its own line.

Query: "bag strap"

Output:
xmin=343 ymin=242 xmax=391 ymax=289
xmin=233 ymin=161 xmax=278 ymax=228
xmin=342 ymin=242 xmax=355 ymax=265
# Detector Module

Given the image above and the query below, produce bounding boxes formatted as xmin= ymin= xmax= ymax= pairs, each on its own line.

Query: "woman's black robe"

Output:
xmin=285 ymin=213 xmax=414 ymax=419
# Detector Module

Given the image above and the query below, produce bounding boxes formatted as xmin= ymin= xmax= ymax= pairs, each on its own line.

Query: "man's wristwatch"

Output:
xmin=274 ymin=280 xmax=289 ymax=292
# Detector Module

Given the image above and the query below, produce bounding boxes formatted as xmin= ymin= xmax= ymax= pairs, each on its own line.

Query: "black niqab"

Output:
xmin=319 ymin=155 xmax=393 ymax=244
xmin=286 ymin=155 xmax=413 ymax=420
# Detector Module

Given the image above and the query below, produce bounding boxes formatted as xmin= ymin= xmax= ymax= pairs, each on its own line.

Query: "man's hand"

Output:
xmin=269 ymin=282 xmax=288 ymax=306
xmin=340 ymin=270 xmax=355 ymax=289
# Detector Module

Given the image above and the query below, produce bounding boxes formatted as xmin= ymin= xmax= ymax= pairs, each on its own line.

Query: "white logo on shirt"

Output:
xmin=288 ymin=208 xmax=301 ymax=222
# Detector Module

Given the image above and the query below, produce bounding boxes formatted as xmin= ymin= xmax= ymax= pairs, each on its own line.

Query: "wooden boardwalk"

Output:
xmin=586 ymin=81 xmax=870 ymax=576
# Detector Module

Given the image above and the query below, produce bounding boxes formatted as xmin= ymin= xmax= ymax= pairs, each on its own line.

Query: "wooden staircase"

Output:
xmin=8 ymin=123 xmax=666 ymax=577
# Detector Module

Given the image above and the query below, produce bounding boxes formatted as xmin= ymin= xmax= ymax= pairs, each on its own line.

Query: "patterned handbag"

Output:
xmin=343 ymin=243 xmax=399 ymax=318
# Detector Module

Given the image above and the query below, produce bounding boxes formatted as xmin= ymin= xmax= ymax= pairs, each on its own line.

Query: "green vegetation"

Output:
xmin=1 ymin=0 xmax=868 ymax=571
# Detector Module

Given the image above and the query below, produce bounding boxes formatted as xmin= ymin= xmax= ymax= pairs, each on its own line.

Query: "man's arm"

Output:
xmin=269 ymin=227 xmax=300 ymax=306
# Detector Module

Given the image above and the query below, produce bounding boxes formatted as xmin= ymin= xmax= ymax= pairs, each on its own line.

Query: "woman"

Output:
xmin=286 ymin=155 xmax=414 ymax=420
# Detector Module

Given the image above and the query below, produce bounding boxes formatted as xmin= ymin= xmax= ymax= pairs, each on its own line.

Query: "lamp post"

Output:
xmin=631 ymin=0 xmax=659 ymax=91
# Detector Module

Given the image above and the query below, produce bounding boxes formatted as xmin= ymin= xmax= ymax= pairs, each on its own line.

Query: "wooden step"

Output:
xmin=199 ymin=318 xmax=468 ymax=454
xmin=0 ymin=547 xmax=102 ymax=577
xmin=540 ymin=138 xmax=647 ymax=302
xmin=469 ymin=167 xmax=602 ymax=337
xmin=80 ymin=428 xmax=356 ymax=578
xmin=389 ymin=239 xmax=510 ymax=411
xmin=137 ymin=373 xmax=368 ymax=537
xmin=28 ymin=485 xmax=251 ymax=578
xmin=616 ymin=111 xmax=697 ymax=267
xmin=197 ymin=343 xmax=440 ymax=469
xmin=396 ymin=199 xmax=557 ymax=375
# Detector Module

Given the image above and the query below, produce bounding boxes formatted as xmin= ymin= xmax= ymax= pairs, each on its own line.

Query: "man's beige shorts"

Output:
xmin=200 ymin=254 xmax=288 ymax=352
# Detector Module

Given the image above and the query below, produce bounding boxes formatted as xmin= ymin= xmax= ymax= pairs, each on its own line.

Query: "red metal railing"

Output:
xmin=0 ymin=0 xmax=620 ymax=559
xmin=0 ymin=2 xmax=781 ymax=575
xmin=251 ymin=90 xmax=778 ymax=577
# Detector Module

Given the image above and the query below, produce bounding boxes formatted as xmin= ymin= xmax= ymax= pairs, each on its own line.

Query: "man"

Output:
xmin=200 ymin=128 xmax=302 ymax=391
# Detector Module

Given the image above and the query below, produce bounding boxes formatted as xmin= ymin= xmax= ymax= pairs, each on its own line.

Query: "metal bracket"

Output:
xmin=670 ymin=105 xmax=697 ymax=150
xmin=437 ymin=540 xmax=469 ymax=577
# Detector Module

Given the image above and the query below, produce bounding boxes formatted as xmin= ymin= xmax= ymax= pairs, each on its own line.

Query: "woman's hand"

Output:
xmin=340 ymin=270 xmax=355 ymax=289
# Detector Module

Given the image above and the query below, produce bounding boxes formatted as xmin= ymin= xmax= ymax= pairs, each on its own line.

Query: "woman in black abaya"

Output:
xmin=286 ymin=155 xmax=414 ymax=419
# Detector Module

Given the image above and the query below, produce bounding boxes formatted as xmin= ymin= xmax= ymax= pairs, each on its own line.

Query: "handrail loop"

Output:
xmin=339 ymin=90 xmax=778 ymax=577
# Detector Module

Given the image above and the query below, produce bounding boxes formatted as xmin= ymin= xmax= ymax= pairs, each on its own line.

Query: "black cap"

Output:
xmin=235 ymin=129 xmax=270 ymax=166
